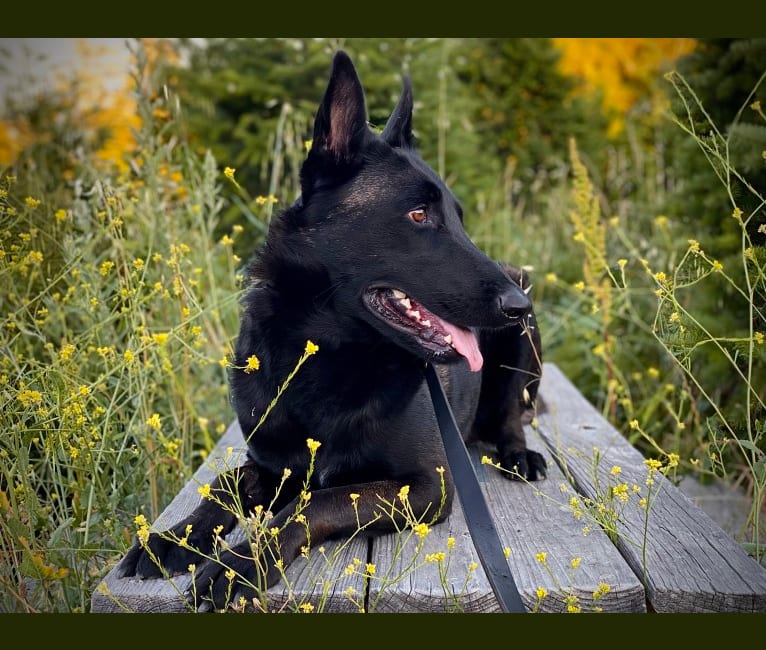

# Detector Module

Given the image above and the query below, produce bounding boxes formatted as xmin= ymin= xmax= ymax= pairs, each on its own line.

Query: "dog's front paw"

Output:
xmin=120 ymin=526 xmax=214 ymax=579
xmin=188 ymin=544 xmax=280 ymax=611
xmin=500 ymin=449 xmax=547 ymax=482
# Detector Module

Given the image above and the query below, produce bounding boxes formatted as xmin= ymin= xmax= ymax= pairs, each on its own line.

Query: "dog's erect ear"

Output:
xmin=311 ymin=51 xmax=369 ymax=162
xmin=381 ymin=75 xmax=414 ymax=149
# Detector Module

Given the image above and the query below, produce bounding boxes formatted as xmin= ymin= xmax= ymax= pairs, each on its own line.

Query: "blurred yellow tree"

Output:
xmin=553 ymin=38 xmax=697 ymax=137
xmin=0 ymin=39 xmax=141 ymax=171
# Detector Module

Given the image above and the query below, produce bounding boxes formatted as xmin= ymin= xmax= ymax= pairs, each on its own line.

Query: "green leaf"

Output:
xmin=735 ymin=439 xmax=764 ymax=458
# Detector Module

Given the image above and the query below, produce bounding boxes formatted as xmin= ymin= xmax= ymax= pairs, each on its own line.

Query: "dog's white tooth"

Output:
xmin=421 ymin=319 xmax=431 ymax=327
xmin=523 ymin=388 xmax=531 ymax=403
xmin=444 ymin=334 xmax=452 ymax=345
xmin=523 ymin=285 xmax=532 ymax=295
xmin=407 ymin=310 xmax=421 ymax=321
xmin=399 ymin=297 xmax=411 ymax=309
xmin=392 ymin=289 xmax=406 ymax=299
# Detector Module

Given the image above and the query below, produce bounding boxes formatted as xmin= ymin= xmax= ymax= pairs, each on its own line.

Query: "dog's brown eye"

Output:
xmin=408 ymin=208 xmax=427 ymax=223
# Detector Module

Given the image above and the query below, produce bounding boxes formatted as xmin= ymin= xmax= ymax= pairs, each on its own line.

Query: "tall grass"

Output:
xmin=0 ymin=44 xmax=242 ymax=612
xmin=468 ymin=74 xmax=766 ymax=556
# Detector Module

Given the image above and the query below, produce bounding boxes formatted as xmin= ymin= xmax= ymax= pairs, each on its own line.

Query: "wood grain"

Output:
xmin=535 ymin=363 xmax=766 ymax=612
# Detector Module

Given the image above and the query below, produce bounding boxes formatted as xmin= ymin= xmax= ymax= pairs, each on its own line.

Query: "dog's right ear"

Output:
xmin=381 ymin=75 xmax=414 ymax=149
xmin=309 ymin=51 xmax=369 ymax=164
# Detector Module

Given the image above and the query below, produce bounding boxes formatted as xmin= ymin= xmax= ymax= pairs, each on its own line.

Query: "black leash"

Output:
xmin=424 ymin=362 xmax=527 ymax=613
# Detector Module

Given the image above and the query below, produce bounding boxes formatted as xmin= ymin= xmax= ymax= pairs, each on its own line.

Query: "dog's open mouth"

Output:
xmin=364 ymin=287 xmax=483 ymax=372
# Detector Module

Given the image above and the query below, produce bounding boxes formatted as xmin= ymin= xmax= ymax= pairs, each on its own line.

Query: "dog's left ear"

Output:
xmin=381 ymin=75 xmax=414 ymax=149
xmin=310 ymin=51 xmax=370 ymax=163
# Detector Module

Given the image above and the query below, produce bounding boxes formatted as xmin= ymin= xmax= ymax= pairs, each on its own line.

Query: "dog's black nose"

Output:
xmin=498 ymin=285 xmax=531 ymax=322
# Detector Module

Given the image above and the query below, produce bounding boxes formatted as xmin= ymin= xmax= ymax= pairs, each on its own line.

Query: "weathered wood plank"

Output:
xmin=368 ymin=440 xmax=646 ymax=613
xmin=91 ymin=420 xmax=367 ymax=613
xmin=535 ymin=363 xmax=766 ymax=612
xmin=367 ymin=492 xmax=499 ymax=613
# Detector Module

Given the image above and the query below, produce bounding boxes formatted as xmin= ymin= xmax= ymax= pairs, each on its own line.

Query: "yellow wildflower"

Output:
xmin=305 ymin=340 xmax=319 ymax=355
xmin=644 ymin=458 xmax=662 ymax=472
xmin=197 ymin=483 xmax=211 ymax=499
xmin=688 ymin=239 xmax=700 ymax=252
xmin=59 ymin=344 xmax=76 ymax=362
xmin=244 ymin=355 xmax=260 ymax=373
xmin=146 ymin=413 xmax=161 ymax=432
xmin=413 ymin=523 xmax=430 ymax=538
xmin=398 ymin=485 xmax=410 ymax=502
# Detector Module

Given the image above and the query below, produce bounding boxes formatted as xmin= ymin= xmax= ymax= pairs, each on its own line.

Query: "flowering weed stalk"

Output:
xmin=0 ymin=42 xmax=241 ymax=611
xmin=561 ymin=74 xmax=765 ymax=559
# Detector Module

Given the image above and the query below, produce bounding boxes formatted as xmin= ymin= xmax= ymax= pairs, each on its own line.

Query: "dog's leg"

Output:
xmin=473 ymin=269 xmax=546 ymax=481
xmin=190 ymin=475 xmax=451 ymax=610
xmin=120 ymin=460 xmax=279 ymax=579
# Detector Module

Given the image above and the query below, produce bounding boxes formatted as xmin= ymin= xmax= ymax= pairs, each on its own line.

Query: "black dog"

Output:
xmin=121 ymin=51 xmax=545 ymax=610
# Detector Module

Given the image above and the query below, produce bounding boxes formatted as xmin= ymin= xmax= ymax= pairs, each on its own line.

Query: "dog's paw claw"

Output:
xmin=118 ymin=527 xmax=214 ymax=580
xmin=500 ymin=450 xmax=547 ymax=482
xmin=187 ymin=545 xmax=279 ymax=612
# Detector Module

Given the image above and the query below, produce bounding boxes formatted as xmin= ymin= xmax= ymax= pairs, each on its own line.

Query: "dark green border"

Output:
xmin=2 ymin=0 xmax=765 ymax=37
xmin=2 ymin=611 xmax=765 ymax=644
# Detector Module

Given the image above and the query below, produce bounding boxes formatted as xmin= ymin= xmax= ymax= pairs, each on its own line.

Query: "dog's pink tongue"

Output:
xmin=441 ymin=322 xmax=483 ymax=372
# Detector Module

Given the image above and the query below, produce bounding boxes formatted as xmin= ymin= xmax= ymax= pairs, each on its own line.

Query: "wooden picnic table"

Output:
xmin=91 ymin=363 xmax=766 ymax=613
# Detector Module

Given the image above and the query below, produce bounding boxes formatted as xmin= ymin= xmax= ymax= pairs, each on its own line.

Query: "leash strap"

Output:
xmin=424 ymin=362 xmax=527 ymax=613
